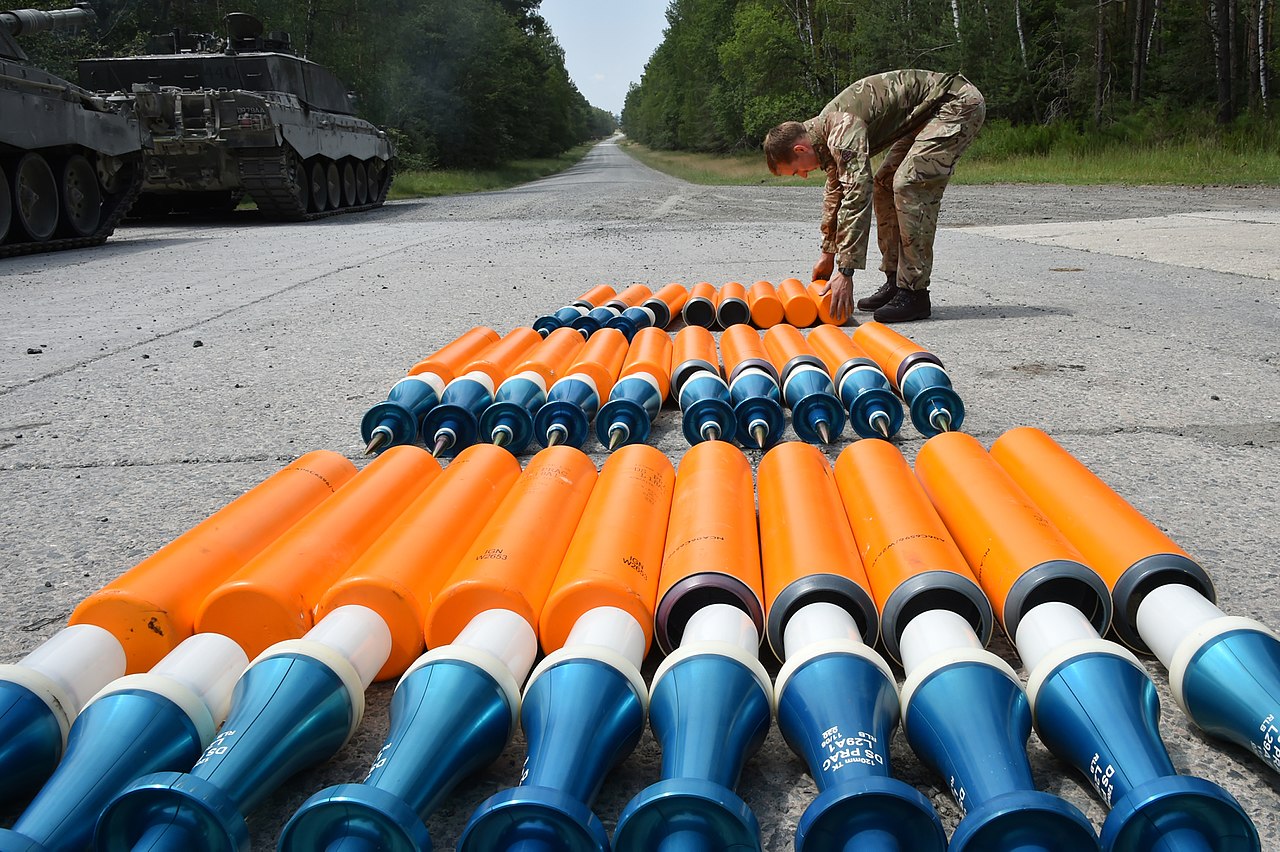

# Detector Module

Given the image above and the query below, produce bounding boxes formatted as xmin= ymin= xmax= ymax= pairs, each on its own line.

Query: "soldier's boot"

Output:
xmin=873 ymin=287 xmax=931 ymax=323
xmin=856 ymin=274 xmax=898 ymax=311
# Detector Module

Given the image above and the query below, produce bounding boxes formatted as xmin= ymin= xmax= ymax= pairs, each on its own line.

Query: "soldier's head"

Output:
xmin=764 ymin=122 xmax=820 ymax=178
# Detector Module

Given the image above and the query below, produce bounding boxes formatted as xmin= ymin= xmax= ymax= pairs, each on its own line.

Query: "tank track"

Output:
xmin=0 ymin=155 xmax=144 ymax=260
xmin=239 ymin=148 xmax=392 ymax=221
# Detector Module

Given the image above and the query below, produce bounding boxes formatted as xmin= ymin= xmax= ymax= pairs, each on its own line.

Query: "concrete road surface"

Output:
xmin=2 ymin=137 xmax=1279 ymax=849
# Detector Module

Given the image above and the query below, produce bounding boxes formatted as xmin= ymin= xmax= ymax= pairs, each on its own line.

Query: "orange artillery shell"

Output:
xmin=609 ymin=283 xmax=653 ymax=308
xmin=989 ymin=426 xmax=1214 ymax=652
xmin=620 ymin=326 xmax=674 ymax=400
xmin=424 ymin=446 xmax=598 ymax=647
xmin=318 ymin=444 xmax=521 ymax=680
xmin=759 ymin=442 xmax=878 ymax=659
xmin=576 ymin=285 xmax=618 ymax=307
xmin=777 ymin=278 xmax=818 ymax=328
xmin=851 ymin=321 xmax=937 ymax=390
xmin=682 ymin=281 xmax=720 ymax=329
xmin=808 ymin=325 xmax=863 ymax=381
xmin=539 ymin=445 xmax=676 ymax=655
xmin=716 ymin=281 xmax=751 ymax=328
xmin=458 ymin=327 xmax=543 ymax=389
xmin=720 ymin=324 xmax=778 ymax=384
xmin=833 ymin=439 xmax=994 ymax=662
xmin=913 ymin=432 xmax=1112 ymax=638
xmin=763 ymin=323 xmax=826 ymax=383
xmin=808 ymin=281 xmax=843 ymax=326
xmin=565 ymin=326 xmax=629 ymax=399
xmin=654 ymin=441 xmax=764 ymax=653
xmin=512 ymin=326 xmax=586 ymax=386
xmin=648 ymin=282 xmax=689 ymax=323
xmin=70 ymin=450 xmax=358 ymax=673
xmin=196 ymin=445 xmax=442 ymax=658
xmin=407 ymin=327 xmax=501 ymax=383
xmin=748 ymin=281 xmax=785 ymax=329
xmin=671 ymin=325 xmax=721 ymax=394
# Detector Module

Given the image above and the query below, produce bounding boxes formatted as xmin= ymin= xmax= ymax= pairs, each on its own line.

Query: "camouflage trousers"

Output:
xmin=873 ymin=80 xmax=986 ymax=291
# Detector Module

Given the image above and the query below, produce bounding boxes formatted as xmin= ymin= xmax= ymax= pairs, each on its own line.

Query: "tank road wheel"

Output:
xmin=324 ymin=160 xmax=341 ymax=209
xmin=59 ymin=154 xmax=103 ymax=237
xmin=14 ymin=153 xmax=59 ymax=241
xmin=353 ymin=161 xmax=368 ymax=205
xmin=341 ymin=161 xmax=357 ymax=207
xmin=0 ymin=167 xmax=11 ymax=244
xmin=284 ymin=151 xmax=309 ymax=213
xmin=309 ymin=161 xmax=328 ymax=212
xmin=366 ymin=159 xmax=386 ymax=196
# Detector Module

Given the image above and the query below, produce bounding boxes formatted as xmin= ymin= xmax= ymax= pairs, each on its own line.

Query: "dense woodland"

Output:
xmin=623 ymin=0 xmax=1277 ymax=151
xmin=19 ymin=0 xmax=616 ymax=168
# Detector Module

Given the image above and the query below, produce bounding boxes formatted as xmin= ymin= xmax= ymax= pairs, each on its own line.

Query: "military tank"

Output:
xmin=0 ymin=4 xmax=143 ymax=257
xmin=78 ymin=12 xmax=393 ymax=220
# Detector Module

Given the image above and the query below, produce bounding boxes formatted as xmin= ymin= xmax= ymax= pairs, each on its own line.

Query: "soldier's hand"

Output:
xmin=819 ymin=270 xmax=853 ymax=322
xmin=811 ymin=253 xmax=835 ymax=282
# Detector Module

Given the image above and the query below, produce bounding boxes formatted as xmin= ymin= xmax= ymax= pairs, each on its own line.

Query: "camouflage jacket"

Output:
xmin=804 ymin=69 xmax=961 ymax=269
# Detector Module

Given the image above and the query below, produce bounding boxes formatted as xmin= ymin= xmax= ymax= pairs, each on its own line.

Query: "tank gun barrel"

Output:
xmin=1 ymin=4 xmax=95 ymax=36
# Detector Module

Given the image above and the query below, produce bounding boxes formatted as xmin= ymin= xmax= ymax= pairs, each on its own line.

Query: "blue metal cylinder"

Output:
xmin=1031 ymin=651 xmax=1258 ymax=852
xmin=904 ymin=660 xmax=1098 ymax=852
xmin=360 ymin=376 xmax=441 ymax=451
xmin=677 ymin=373 xmax=737 ymax=445
xmin=835 ymin=361 xmax=904 ymax=440
xmin=279 ymin=657 xmax=516 ymax=852
xmin=606 ymin=307 xmax=654 ymax=341
xmin=96 ymin=653 xmax=357 ymax=852
xmin=459 ymin=658 xmax=645 ymax=851
xmin=534 ymin=306 xmax=586 ymax=337
xmin=480 ymin=376 xmax=546 ymax=453
xmin=781 ymin=367 xmax=846 ymax=444
xmin=571 ymin=306 xmax=620 ymax=337
xmin=533 ymin=377 xmax=599 ymax=449
xmin=1180 ymin=627 xmax=1280 ymax=777
xmin=899 ymin=362 xmax=964 ymax=437
xmin=421 ymin=377 xmax=494 ymax=457
xmin=597 ymin=376 xmax=664 ymax=449
xmin=0 ymin=680 xmax=62 ymax=805
xmin=613 ymin=652 xmax=770 ymax=852
xmin=727 ymin=371 xmax=785 ymax=450
xmin=777 ymin=651 xmax=945 ymax=852
xmin=0 ymin=690 xmax=202 ymax=852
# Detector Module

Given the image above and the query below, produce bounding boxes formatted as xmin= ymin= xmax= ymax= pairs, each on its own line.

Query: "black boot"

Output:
xmin=856 ymin=274 xmax=897 ymax=311
xmin=873 ymin=287 xmax=931 ymax=323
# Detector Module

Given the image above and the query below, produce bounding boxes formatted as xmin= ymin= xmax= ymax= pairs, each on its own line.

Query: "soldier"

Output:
xmin=764 ymin=70 xmax=986 ymax=323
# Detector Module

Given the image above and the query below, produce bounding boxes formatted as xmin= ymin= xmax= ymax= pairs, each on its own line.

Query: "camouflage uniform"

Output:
xmin=804 ymin=70 xmax=985 ymax=291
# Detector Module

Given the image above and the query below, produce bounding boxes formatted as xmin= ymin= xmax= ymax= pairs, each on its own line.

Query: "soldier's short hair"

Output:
xmin=763 ymin=121 xmax=809 ymax=175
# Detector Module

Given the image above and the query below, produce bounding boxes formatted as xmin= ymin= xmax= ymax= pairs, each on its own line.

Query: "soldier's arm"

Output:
xmin=829 ymin=117 xmax=873 ymax=272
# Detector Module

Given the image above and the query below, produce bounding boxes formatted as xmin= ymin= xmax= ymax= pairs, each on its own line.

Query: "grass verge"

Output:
xmin=388 ymin=144 xmax=594 ymax=200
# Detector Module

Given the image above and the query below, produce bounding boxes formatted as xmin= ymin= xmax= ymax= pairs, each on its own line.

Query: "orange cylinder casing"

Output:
xmin=424 ymin=446 xmax=598 ymax=647
xmin=69 ymin=450 xmax=358 ymax=673
xmin=407 ymin=327 xmax=501 ymax=383
xmin=673 ymin=325 xmax=719 ymax=373
xmin=851 ymin=321 xmax=930 ymax=389
xmin=577 ymin=285 xmax=617 ymax=306
xmin=748 ymin=281 xmax=785 ymax=329
xmin=650 ymin=282 xmax=689 ymax=320
xmin=511 ymin=326 xmax=586 ymax=386
xmin=758 ymin=442 xmax=878 ymax=658
xmin=195 ymin=445 xmax=442 ymax=658
xmin=318 ymin=444 xmax=521 ymax=679
xmin=808 ymin=325 xmax=864 ymax=378
xmin=833 ymin=439 xmax=994 ymax=661
xmin=563 ymin=326 xmax=629 ymax=399
xmin=808 ymin=281 xmax=843 ymax=325
xmin=778 ymin=278 xmax=818 ymax=328
xmin=763 ymin=323 xmax=822 ymax=378
xmin=682 ymin=281 xmax=720 ymax=328
xmin=610 ymin=284 xmax=653 ymax=308
xmin=914 ymin=431 xmax=1112 ymax=637
xmin=539 ymin=445 xmax=676 ymax=655
xmin=654 ymin=441 xmax=763 ymax=653
xmin=989 ymin=426 xmax=1213 ymax=651
xmin=619 ymin=326 xmax=674 ymax=399
xmin=459 ymin=327 xmax=543 ymax=388
xmin=719 ymin=325 xmax=772 ymax=377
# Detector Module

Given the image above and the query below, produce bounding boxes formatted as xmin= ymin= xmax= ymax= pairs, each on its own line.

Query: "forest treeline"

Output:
xmin=622 ymin=0 xmax=1276 ymax=152
xmin=19 ymin=0 xmax=617 ymax=169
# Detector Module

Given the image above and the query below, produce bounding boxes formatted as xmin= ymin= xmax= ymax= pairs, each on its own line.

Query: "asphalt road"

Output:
xmin=2 ymin=137 xmax=1279 ymax=850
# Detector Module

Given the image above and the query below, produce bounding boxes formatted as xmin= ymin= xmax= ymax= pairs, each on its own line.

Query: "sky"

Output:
xmin=539 ymin=0 xmax=671 ymax=116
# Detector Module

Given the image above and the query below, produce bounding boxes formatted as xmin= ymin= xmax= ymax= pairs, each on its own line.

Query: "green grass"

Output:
xmin=620 ymin=121 xmax=1280 ymax=186
xmin=388 ymin=144 xmax=594 ymax=199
